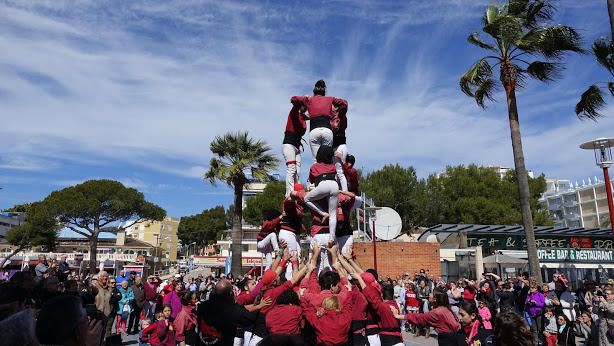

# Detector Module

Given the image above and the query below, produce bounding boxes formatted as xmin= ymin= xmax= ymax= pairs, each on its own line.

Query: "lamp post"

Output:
xmin=580 ymin=137 xmax=614 ymax=237
xmin=365 ymin=207 xmax=382 ymax=272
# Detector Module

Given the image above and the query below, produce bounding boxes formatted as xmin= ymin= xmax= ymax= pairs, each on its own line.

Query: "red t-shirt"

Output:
xmin=405 ymin=291 xmax=419 ymax=308
xmin=290 ymin=95 xmax=348 ymax=118
xmin=309 ymin=162 xmax=336 ymax=184
xmin=261 ymin=280 xmax=294 ymax=314
xmin=265 ymin=304 xmax=302 ymax=335
xmin=257 ymin=217 xmax=281 ymax=242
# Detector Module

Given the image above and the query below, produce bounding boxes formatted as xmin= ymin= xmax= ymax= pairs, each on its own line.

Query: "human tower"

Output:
xmin=256 ymin=79 xmax=362 ymax=274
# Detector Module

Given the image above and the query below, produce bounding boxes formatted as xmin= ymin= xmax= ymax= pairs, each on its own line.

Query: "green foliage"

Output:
xmin=205 ymin=132 xmax=280 ymax=187
xmin=178 ymin=206 xmax=227 ymax=245
xmin=243 ymin=181 xmax=285 ymax=226
xmin=5 ymin=202 xmax=59 ymax=251
xmin=4 ymin=203 xmax=31 ymax=212
xmin=576 ymin=37 xmax=614 ymax=120
xmin=360 ymin=164 xmax=422 ymax=229
xmin=360 ymin=164 xmax=552 ymax=229
xmin=41 ymin=179 xmax=166 ymax=236
xmin=461 ymin=0 xmax=583 ymax=108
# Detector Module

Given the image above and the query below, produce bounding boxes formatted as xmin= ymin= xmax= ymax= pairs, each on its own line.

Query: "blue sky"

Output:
xmin=0 ymin=0 xmax=612 ymax=218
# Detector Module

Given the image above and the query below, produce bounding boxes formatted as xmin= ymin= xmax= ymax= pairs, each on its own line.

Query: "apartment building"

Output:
xmin=539 ymin=177 xmax=613 ymax=228
xmin=126 ymin=217 xmax=180 ymax=262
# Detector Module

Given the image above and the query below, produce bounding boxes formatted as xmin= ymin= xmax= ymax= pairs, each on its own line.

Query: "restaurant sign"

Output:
xmin=537 ymin=248 xmax=614 ymax=263
xmin=467 ymin=235 xmax=613 ymax=250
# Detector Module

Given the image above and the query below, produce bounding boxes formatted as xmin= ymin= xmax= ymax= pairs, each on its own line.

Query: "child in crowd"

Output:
xmin=156 ymin=304 xmax=176 ymax=346
xmin=405 ymin=282 xmax=420 ymax=334
xmin=543 ymin=307 xmax=558 ymax=346
xmin=138 ymin=318 xmax=152 ymax=346
xmin=478 ymin=299 xmax=492 ymax=330
xmin=141 ymin=312 xmax=163 ymax=345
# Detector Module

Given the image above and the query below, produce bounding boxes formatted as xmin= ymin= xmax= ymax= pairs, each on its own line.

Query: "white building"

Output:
xmin=539 ymin=177 xmax=613 ymax=228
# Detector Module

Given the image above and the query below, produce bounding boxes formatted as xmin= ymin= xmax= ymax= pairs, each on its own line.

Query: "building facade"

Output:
xmin=126 ymin=217 xmax=180 ymax=262
xmin=0 ymin=211 xmax=25 ymax=240
xmin=539 ymin=177 xmax=613 ymax=228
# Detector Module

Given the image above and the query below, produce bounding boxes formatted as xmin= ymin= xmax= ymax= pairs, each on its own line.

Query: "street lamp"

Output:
xmin=365 ymin=207 xmax=382 ymax=272
xmin=580 ymin=137 xmax=614 ymax=237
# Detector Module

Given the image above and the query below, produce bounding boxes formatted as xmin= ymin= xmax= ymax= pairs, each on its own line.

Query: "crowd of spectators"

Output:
xmin=0 ymin=250 xmax=613 ymax=346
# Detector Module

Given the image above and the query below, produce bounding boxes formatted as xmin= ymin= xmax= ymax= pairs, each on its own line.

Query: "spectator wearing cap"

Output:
xmin=116 ymin=270 xmax=127 ymax=288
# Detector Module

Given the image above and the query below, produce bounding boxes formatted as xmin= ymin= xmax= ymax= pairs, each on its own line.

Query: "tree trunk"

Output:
xmin=502 ymin=65 xmax=542 ymax=283
xmin=231 ymin=182 xmax=244 ymax=276
xmin=88 ymin=234 xmax=99 ymax=274
xmin=608 ymin=0 xmax=614 ymax=39
xmin=0 ymin=246 xmax=23 ymax=270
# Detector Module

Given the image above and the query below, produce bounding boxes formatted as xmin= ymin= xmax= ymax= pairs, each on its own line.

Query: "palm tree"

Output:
xmin=576 ymin=0 xmax=614 ymax=120
xmin=205 ymin=132 xmax=279 ymax=276
xmin=460 ymin=0 xmax=583 ymax=283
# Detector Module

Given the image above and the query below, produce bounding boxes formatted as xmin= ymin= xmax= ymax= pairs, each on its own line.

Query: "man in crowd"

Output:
xmin=94 ymin=271 xmax=113 ymax=338
xmin=34 ymin=255 xmax=48 ymax=282
xmin=128 ymin=274 xmax=145 ymax=335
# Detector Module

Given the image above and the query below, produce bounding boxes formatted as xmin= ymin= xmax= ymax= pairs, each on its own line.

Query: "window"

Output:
xmin=243 ymin=245 xmax=249 ymax=252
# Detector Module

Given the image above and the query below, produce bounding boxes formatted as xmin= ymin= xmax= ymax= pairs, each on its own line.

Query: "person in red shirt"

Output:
xmin=256 ymin=210 xmax=282 ymax=269
xmin=302 ymin=294 xmax=353 ymax=346
xmin=291 ymin=80 xmax=348 ymax=161
xmin=156 ymin=304 xmax=177 ymax=346
xmin=331 ymin=95 xmax=349 ymax=192
xmin=404 ymin=282 xmax=420 ymax=336
xmin=282 ymin=104 xmax=308 ymax=196
xmin=265 ymin=289 xmax=302 ymax=336
xmin=141 ymin=312 xmax=162 ymax=345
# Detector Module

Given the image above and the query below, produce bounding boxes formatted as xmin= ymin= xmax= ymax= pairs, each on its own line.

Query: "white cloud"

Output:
xmin=0 ymin=0 xmax=609 ymax=188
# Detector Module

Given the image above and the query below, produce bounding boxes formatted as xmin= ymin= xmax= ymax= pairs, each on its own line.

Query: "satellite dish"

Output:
xmin=370 ymin=207 xmax=402 ymax=241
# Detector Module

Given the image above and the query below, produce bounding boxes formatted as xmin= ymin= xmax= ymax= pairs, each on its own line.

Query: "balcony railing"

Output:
xmin=18 ymin=252 xmax=138 ymax=261
xmin=548 ymin=203 xmax=562 ymax=210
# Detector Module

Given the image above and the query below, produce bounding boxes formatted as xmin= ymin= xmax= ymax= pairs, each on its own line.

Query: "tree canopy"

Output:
xmin=41 ymin=179 xmax=166 ymax=273
xmin=360 ymin=164 xmax=552 ymax=229
xmin=178 ymin=206 xmax=227 ymax=246
xmin=1 ymin=202 xmax=59 ymax=268
xmin=242 ymin=181 xmax=285 ymax=226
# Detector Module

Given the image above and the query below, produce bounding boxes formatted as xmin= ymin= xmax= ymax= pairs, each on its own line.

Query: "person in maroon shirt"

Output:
xmin=302 ymin=294 xmax=353 ymax=346
xmin=342 ymin=154 xmax=363 ymax=210
xmin=256 ymin=210 xmax=282 ymax=269
xmin=265 ymin=289 xmax=302 ymax=336
xmin=291 ymin=80 xmax=348 ymax=161
xmin=282 ymin=104 xmax=308 ymax=196
xmin=279 ymin=187 xmax=305 ymax=279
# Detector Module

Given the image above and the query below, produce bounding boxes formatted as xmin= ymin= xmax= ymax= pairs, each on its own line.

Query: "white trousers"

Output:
xmin=246 ymin=333 xmax=262 ymax=346
xmin=304 ymin=180 xmax=338 ymax=242
xmin=242 ymin=332 xmax=252 ymax=346
xmin=337 ymin=234 xmax=354 ymax=257
xmin=257 ymin=233 xmax=279 ymax=269
xmin=278 ymin=229 xmax=300 ymax=279
xmin=282 ymin=144 xmax=301 ymax=196
xmin=367 ymin=334 xmax=381 ymax=346
xmin=234 ymin=336 xmax=243 ymax=346
xmin=333 ymin=144 xmax=348 ymax=191
xmin=309 ymin=127 xmax=333 ymax=161
xmin=312 ymin=234 xmax=333 ymax=273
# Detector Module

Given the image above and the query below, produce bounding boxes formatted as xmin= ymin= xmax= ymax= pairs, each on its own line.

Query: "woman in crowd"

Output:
xmin=524 ymin=281 xmax=545 ymax=346
xmin=163 ymin=280 xmax=182 ymax=320
xmin=596 ymin=287 xmax=614 ymax=345
xmin=494 ymin=311 xmax=533 ymax=346
xmin=457 ymin=301 xmax=494 ymax=346
xmin=576 ymin=310 xmax=599 ymax=346
xmin=556 ymin=313 xmax=576 ymax=346
xmin=391 ymin=288 xmax=460 ymax=346
xmin=117 ymin=280 xmax=135 ymax=335
xmin=174 ymin=291 xmax=198 ymax=346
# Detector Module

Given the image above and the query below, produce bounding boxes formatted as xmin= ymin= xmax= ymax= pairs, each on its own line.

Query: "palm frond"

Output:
xmin=592 ymin=38 xmax=614 ymax=74
xmin=474 ymin=78 xmax=498 ymax=108
xmin=507 ymin=0 xmax=530 ymax=17
xmin=533 ymin=25 xmax=584 ymax=59
xmin=484 ymin=14 xmax=523 ymax=44
xmin=525 ymin=0 xmax=554 ymax=25
xmin=525 ymin=61 xmax=563 ymax=81
xmin=467 ymin=33 xmax=497 ymax=51
xmin=460 ymin=59 xmax=493 ymax=97
xmin=609 ymin=82 xmax=614 ymax=96
xmin=483 ymin=4 xmax=500 ymax=26
xmin=575 ymin=85 xmax=605 ymax=121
